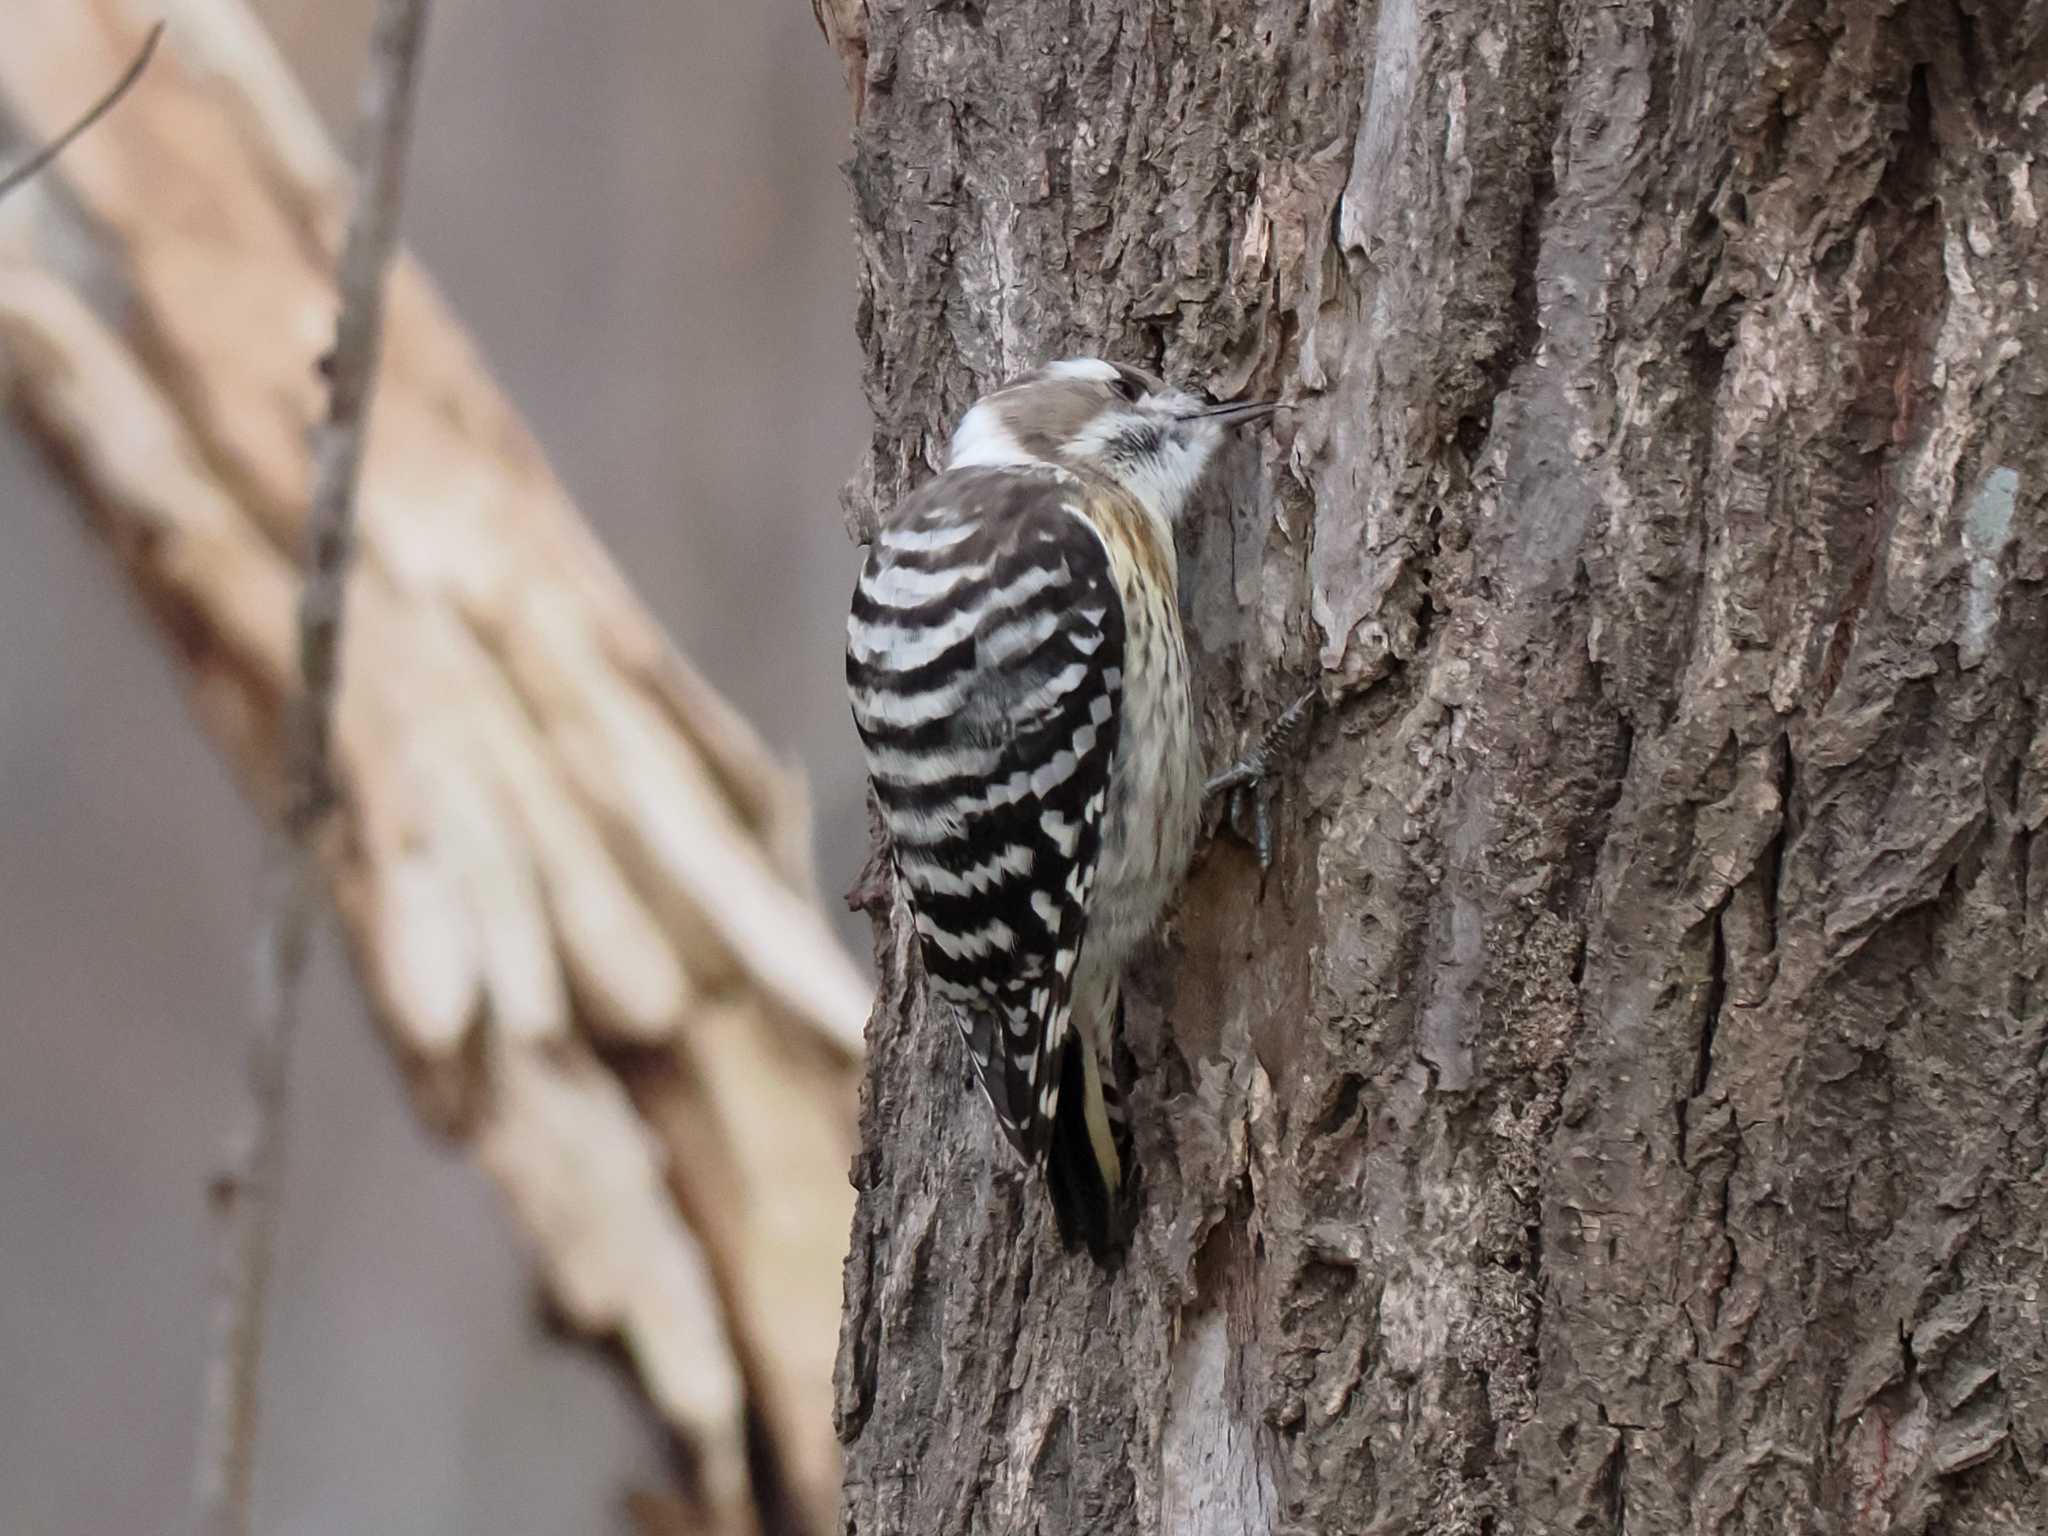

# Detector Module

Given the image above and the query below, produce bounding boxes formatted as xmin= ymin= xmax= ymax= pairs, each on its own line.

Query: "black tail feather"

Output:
xmin=1042 ymin=1037 xmax=1127 ymax=1264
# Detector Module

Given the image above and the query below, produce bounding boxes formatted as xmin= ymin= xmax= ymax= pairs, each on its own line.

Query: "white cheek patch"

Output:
xmin=1064 ymin=414 xmax=1124 ymax=460
xmin=1043 ymin=357 xmax=1120 ymax=382
xmin=1065 ymin=413 xmax=1216 ymax=524
xmin=949 ymin=403 xmax=1036 ymax=467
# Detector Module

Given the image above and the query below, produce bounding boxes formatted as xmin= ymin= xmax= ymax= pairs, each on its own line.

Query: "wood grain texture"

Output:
xmin=0 ymin=5 xmax=866 ymax=1532
xmin=833 ymin=1 xmax=2048 ymax=1532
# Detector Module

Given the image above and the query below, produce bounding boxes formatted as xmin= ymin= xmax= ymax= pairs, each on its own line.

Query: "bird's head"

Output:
xmin=947 ymin=357 xmax=1277 ymax=524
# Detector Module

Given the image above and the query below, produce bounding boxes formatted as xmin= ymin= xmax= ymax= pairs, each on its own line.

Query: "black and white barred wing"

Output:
xmin=845 ymin=467 xmax=1124 ymax=1164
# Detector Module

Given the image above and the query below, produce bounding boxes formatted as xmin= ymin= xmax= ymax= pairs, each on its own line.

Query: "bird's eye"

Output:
xmin=1109 ymin=375 xmax=1142 ymax=403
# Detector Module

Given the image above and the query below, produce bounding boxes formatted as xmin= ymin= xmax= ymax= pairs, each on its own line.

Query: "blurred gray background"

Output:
xmin=0 ymin=3 xmax=868 ymax=1531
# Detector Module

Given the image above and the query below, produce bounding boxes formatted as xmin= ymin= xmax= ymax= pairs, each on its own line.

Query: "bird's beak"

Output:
xmin=1190 ymin=399 xmax=1282 ymax=427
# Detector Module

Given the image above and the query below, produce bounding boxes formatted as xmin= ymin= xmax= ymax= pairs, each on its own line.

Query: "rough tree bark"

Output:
xmin=826 ymin=2 xmax=2047 ymax=1532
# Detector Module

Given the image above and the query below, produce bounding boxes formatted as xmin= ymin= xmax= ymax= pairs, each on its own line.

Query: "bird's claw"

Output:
xmin=1206 ymin=686 xmax=1319 ymax=870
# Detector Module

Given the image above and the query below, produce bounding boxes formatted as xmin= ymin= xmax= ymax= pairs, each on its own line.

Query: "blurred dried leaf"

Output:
xmin=0 ymin=5 xmax=867 ymax=1532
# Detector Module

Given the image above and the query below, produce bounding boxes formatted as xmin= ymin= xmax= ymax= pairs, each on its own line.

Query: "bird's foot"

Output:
xmin=1206 ymin=685 xmax=1320 ymax=870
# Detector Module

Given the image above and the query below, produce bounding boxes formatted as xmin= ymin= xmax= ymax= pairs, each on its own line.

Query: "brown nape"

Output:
xmin=996 ymin=377 xmax=1120 ymax=461
xmin=1109 ymin=360 xmax=1165 ymax=397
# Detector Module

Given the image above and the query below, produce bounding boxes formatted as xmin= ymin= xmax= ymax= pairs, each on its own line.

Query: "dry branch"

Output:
xmin=0 ymin=20 xmax=159 ymax=203
xmin=193 ymin=3 xmax=429 ymax=1531
xmin=0 ymin=5 xmax=866 ymax=1533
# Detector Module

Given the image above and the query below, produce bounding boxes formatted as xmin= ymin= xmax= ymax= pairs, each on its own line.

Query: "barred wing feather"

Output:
xmin=845 ymin=465 xmax=1124 ymax=1163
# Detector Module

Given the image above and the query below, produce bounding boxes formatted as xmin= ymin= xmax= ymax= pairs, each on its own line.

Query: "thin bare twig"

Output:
xmin=0 ymin=23 xmax=161 ymax=204
xmin=191 ymin=4 xmax=433 ymax=1534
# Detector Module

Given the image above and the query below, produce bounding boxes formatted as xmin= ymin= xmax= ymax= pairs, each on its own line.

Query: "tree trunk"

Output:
xmin=827 ymin=1 xmax=2047 ymax=1531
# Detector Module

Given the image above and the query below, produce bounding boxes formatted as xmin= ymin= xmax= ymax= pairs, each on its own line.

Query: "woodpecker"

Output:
xmin=845 ymin=356 xmax=1276 ymax=1259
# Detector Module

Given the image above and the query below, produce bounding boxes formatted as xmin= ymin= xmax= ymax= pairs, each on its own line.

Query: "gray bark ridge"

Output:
xmin=832 ymin=2 xmax=2048 ymax=1532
